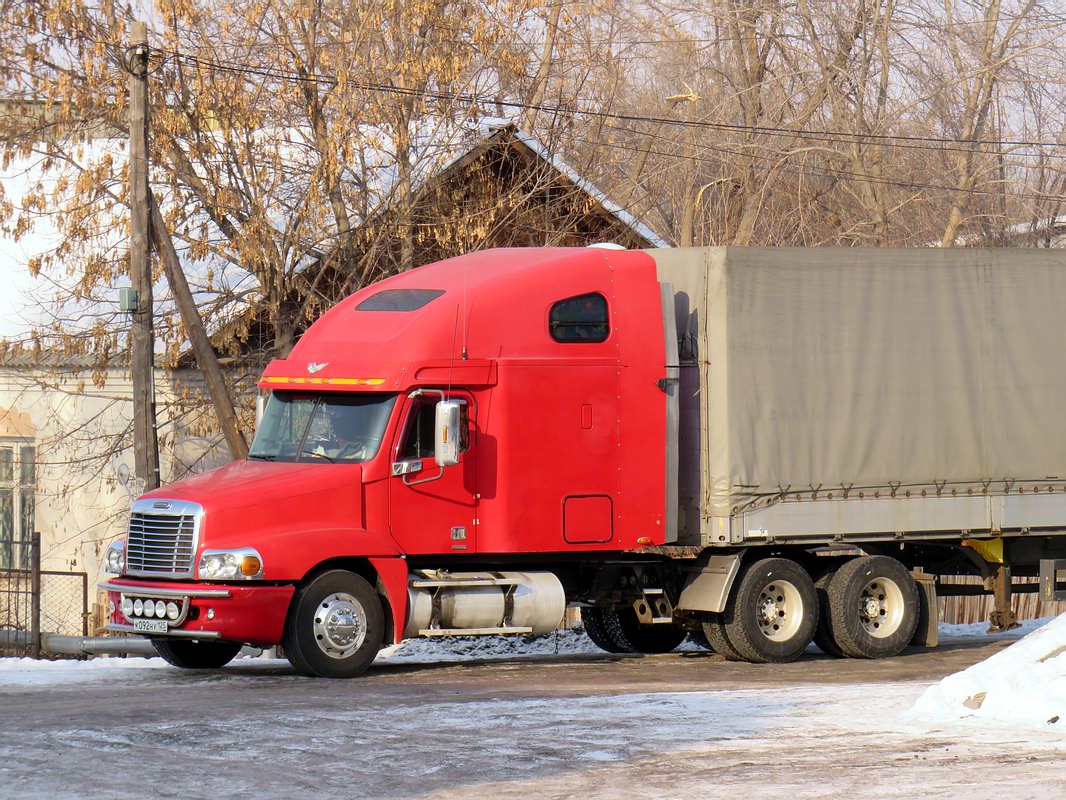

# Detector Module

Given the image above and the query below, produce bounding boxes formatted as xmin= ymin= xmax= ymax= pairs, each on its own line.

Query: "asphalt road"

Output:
xmin=2 ymin=639 xmax=1063 ymax=799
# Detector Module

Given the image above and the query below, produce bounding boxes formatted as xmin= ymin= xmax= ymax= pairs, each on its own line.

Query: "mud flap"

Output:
xmin=676 ymin=555 xmax=742 ymax=614
xmin=369 ymin=556 xmax=409 ymax=644
xmin=910 ymin=571 xmax=938 ymax=647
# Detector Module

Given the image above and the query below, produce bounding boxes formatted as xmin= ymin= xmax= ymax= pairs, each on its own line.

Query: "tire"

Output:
xmin=282 ymin=570 xmax=385 ymax=678
xmin=701 ymin=616 xmax=746 ymax=661
xmin=614 ymin=608 xmax=687 ymax=654
xmin=152 ymin=638 xmax=242 ymax=669
xmin=581 ymin=606 xmax=630 ymax=654
xmin=812 ymin=569 xmax=845 ymax=658
xmin=826 ymin=555 xmax=919 ymax=659
xmin=721 ymin=558 xmax=818 ymax=664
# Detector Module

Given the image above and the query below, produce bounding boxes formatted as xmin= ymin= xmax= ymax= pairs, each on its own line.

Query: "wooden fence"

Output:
xmin=938 ymin=575 xmax=1066 ymax=625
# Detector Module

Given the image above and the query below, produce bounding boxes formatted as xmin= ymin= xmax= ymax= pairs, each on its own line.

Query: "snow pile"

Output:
xmin=0 ymin=655 xmax=170 ymax=685
xmin=908 ymin=613 xmax=1066 ymax=729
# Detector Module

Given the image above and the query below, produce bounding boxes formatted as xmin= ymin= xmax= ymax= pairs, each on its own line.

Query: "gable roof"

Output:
xmin=202 ymin=121 xmax=670 ymax=360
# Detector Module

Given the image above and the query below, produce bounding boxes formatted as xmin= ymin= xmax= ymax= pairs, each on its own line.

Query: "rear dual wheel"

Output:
xmin=719 ymin=558 xmax=819 ymax=664
xmin=820 ymin=556 xmax=919 ymax=659
xmin=581 ymin=606 xmax=687 ymax=654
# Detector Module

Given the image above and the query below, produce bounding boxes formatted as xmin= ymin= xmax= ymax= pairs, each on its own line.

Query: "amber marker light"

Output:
xmin=240 ymin=555 xmax=262 ymax=576
xmin=636 ymin=537 xmax=653 ymax=546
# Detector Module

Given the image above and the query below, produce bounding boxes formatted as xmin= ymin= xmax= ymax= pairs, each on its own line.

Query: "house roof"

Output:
xmin=440 ymin=120 xmax=670 ymax=248
xmin=196 ymin=120 xmax=670 ymax=360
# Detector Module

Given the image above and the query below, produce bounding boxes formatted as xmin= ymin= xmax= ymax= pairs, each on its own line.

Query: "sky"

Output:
xmin=0 ymin=205 xmax=51 ymax=339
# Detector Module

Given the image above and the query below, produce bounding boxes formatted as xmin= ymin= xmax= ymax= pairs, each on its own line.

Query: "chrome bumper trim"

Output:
xmin=98 ymin=581 xmax=232 ymax=599
xmin=106 ymin=622 xmax=222 ymax=639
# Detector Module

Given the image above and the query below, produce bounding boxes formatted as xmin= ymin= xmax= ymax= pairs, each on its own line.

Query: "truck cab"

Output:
xmin=101 ymin=246 xmax=676 ymax=677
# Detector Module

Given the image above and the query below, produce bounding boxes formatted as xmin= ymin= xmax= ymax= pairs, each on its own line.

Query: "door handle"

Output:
xmin=391 ymin=459 xmax=423 ymax=476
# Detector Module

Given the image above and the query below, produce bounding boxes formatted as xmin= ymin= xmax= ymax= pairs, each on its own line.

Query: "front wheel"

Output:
xmin=283 ymin=570 xmax=385 ymax=678
xmin=152 ymin=638 xmax=243 ymax=669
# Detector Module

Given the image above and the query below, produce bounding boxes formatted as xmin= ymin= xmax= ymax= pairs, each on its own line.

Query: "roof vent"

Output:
xmin=587 ymin=242 xmax=626 ymax=250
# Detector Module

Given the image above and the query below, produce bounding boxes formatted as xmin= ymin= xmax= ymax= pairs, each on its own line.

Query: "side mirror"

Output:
xmin=434 ymin=400 xmax=465 ymax=467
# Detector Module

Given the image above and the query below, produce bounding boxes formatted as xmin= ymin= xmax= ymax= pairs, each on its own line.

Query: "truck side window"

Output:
xmin=549 ymin=293 xmax=609 ymax=342
xmin=400 ymin=402 xmax=437 ymax=460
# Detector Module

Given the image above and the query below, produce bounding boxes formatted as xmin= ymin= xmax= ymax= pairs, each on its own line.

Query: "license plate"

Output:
xmin=133 ymin=618 xmax=168 ymax=634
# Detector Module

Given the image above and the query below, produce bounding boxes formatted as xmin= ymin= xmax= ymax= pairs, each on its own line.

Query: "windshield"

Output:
xmin=248 ymin=392 xmax=397 ymax=464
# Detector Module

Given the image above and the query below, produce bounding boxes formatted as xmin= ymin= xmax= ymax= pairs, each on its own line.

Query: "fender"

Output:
xmin=370 ymin=556 xmax=409 ymax=643
xmin=676 ymin=554 xmax=742 ymax=614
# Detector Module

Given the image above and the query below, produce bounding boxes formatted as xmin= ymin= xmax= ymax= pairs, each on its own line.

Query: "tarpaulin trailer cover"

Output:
xmin=649 ymin=247 xmax=1066 ymax=546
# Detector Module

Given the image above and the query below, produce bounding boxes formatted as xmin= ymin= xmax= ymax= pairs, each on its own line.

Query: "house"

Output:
xmin=219 ymin=121 xmax=670 ymax=357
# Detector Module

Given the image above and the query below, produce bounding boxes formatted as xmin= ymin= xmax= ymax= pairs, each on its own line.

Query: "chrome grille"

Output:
xmin=125 ymin=500 xmax=202 ymax=578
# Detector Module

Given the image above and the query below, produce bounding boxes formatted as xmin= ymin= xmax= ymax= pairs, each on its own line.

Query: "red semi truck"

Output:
xmin=102 ymin=246 xmax=1066 ymax=677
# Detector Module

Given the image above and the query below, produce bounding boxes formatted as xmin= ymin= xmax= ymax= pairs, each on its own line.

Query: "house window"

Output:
xmin=0 ymin=441 xmax=36 ymax=570
xmin=549 ymin=293 xmax=609 ymax=343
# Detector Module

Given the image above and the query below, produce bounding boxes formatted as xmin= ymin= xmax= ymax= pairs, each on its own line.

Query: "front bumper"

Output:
xmin=101 ymin=579 xmax=295 ymax=647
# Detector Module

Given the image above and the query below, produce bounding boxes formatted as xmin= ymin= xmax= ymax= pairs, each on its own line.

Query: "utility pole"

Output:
xmin=128 ymin=20 xmax=160 ymax=491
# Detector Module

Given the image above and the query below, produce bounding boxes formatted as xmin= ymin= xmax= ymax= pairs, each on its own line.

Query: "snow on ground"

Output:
xmin=936 ymin=615 xmax=1050 ymax=644
xmin=3 ymin=618 xmax=1065 ymax=799
xmin=0 ymin=618 xmax=1047 ymax=686
xmin=908 ymin=614 xmax=1066 ymax=730
xmin=377 ymin=625 xmax=701 ymax=663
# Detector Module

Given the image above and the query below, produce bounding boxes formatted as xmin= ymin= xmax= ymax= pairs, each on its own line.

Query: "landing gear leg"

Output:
xmin=988 ymin=563 xmax=1020 ymax=633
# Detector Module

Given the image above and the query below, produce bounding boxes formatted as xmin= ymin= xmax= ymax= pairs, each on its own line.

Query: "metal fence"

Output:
xmin=0 ymin=533 xmax=89 ymax=658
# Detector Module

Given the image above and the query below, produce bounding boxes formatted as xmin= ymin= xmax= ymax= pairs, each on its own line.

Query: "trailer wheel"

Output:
xmin=722 ymin=558 xmax=818 ymax=664
xmin=812 ymin=570 xmax=845 ymax=658
xmin=700 ymin=616 xmax=746 ymax=661
xmin=580 ymin=607 xmax=631 ymax=654
xmin=826 ymin=556 xmax=919 ymax=659
xmin=151 ymin=638 xmax=242 ymax=669
xmin=282 ymin=569 xmax=384 ymax=678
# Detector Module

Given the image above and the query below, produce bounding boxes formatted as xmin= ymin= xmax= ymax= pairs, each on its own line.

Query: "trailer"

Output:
xmin=100 ymin=246 xmax=1066 ymax=677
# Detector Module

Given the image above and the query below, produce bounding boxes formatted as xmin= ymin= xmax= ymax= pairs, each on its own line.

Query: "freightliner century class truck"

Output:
xmin=101 ymin=246 xmax=1066 ymax=678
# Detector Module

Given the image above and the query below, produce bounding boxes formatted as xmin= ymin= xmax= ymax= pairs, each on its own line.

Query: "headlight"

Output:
xmin=105 ymin=540 xmax=125 ymax=575
xmin=197 ymin=548 xmax=264 ymax=580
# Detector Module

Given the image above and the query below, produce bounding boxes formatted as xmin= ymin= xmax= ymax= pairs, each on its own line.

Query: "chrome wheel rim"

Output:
xmin=313 ymin=592 xmax=367 ymax=659
xmin=858 ymin=578 xmax=905 ymax=638
xmin=755 ymin=579 xmax=804 ymax=642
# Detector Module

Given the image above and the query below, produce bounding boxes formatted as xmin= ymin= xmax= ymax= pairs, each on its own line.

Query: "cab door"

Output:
xmin=388 ymin=390 xmax=477 ymax=554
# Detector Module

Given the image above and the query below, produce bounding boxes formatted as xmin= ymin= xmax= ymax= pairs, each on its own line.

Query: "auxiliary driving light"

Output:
xmin=165 ymin=601 xmax=180 ymax=620
xmin=154 ymin=601 xmax=167 ymax=619
xmin=142 ymin=599 xmax=156 ymax=617
xmin=133 ymin=599 xmax=144 ymax=616
xmin=121 ymin=597 xmax=133 ymax=616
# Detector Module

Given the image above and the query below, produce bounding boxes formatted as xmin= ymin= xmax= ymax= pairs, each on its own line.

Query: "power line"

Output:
xmin=6 ymin=22 xmax=1064 ymax=153
xmin=164 ymin=49 xmax=1066 ymax=152
xmin=574 ymin=131 xmax=1066 ymax=204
